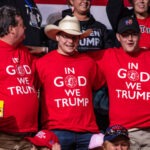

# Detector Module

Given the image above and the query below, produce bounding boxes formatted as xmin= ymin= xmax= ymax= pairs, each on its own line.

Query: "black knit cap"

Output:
xmin=117 ymin=16 xmax=140 ymax=34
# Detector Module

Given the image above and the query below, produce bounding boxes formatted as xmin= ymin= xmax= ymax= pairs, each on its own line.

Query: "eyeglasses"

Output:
xmin=59 ymin=33 xmax=79 ymax=41
xmin=121 ymin=32 xmax=139 ymax=38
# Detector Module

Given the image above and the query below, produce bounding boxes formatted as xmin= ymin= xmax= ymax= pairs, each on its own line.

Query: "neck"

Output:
xmin=73 ymin=12 xmax=89 ymax=21
xmin=0 ymin=36 xmax=18 ymax=48
xmin=57 ymin=49 xmax=75 ymax=56
xmin=125 ymin=47 xmax=140 ymax=56
xmin=135 ymin=12 xmax=149 ymax=19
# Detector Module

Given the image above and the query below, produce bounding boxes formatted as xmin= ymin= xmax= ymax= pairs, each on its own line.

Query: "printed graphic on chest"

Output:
xmin=118 ymin=63 xmax=150 ymax=82
xmin=54 ymin=67 xmax=87 ymax=88
xmin=53 ymin=67 xmax=89 ymax=108
xmin=116 ymin=63 xmax=150 ymax=101
xmin=5 ymin=62 xmax=35 ymax=95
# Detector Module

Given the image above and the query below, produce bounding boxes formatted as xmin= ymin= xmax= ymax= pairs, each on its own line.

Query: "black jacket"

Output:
xmin=0 ymin=0 xmax=46 ymax=46
xmin=47 ymin=9 xmax=115 ymax=52
xmin=106 ymin=0 xmax=150 ymax=32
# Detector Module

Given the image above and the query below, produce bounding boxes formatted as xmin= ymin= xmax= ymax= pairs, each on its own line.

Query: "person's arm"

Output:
xmin=27 ymin=46 xmax=48 ymax=54
xmin=103 ymin=28 xmax=117 ymax=49
xmin=106 ymin=0 xmax=129 ymax=32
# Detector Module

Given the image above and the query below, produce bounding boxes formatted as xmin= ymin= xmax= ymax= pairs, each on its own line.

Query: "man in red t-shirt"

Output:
xmin=0 ymin=6 xmax=39 ymax=149
xmin=90 ymin=16 xmax=150 ymax=149
xmin=36 ymin=15 xmax=104 ymax=150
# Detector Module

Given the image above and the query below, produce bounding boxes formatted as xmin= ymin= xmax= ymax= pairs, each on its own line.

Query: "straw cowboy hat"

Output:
xmin=44 ymin=15 xmax=92 ymax=40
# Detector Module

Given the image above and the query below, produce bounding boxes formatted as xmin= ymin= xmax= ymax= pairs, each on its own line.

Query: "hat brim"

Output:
xmin=44 ymin=24 xmax=92 ymax=40
xmin=104 ymin=134 xmax=129 ymax=141
xmin=24 ymin=137 xmax=52 ymax=149
xmin=118 ymin=26 xmax=140 ymax=34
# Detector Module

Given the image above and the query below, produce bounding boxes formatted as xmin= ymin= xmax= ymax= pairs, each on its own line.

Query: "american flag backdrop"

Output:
xmin=34 ymin=0 xmax=131 ymax=29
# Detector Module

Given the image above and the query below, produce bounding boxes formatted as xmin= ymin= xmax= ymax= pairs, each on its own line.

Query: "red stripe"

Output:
xmin=34 ymin=0 xmax=108 ymax=5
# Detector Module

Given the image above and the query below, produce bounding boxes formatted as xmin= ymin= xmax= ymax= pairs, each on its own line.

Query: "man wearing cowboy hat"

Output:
xmin=36 ymin=15 xmax=104 ymax=150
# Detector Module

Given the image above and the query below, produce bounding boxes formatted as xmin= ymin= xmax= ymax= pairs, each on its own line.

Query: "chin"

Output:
xmin=126 ymin=49 xmax=135 ymax=53
xmin=138 ymin=9 xmax=147 ymax=13
xmin=124 ymin=47 xmax=134 ymax=52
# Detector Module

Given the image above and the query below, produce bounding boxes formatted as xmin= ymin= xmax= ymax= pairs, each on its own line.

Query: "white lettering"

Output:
xmin=17 ymin=77 xmax=29 ymax=84
xmin=54 ymin=77 xmax=64 ymax=87
xmin=6 ymin=66 xmax=16 ymax=75
xmin=23 ymin=65 xmax=31 ymax=74
xmin=54 ymin=97 xmax=89 ymax=107
xmin=78 ymin=76 xmax=86 ymax=86
xmin=7 ymin=86 xmax=36 ymax=95
xmin=140 ymin=72 xmax=150 ymax=82
xmin=64 ymin=89 xmax=80 ymax=96
xmin=118 ymin=69 xmax=127 ymax=78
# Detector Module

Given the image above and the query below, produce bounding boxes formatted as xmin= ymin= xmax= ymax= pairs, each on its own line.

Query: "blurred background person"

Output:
xmin=47 ymin=0 xmax=115 ymax=52
xmin=106 ymin=0 xmax=150 ymax=50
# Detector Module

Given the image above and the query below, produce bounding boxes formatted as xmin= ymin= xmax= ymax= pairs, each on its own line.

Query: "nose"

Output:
xmin=116 ymin=145 xmax=123 ymax=150
xmin=67 ymin=38 xmax=74 ymax=43
xmin=127 ymin=34 xmax=133 ymax=40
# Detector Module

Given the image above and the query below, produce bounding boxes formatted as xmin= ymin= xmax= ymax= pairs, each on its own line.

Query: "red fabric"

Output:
xmin=95 ymin=48 xmax=150 ymax=129
xmin=34 ymin=0 xmax=130 ymax=6
xmin=124 ymin=0 xmax=131 ymax=7
xmin=137 ymin=15 xmax=150 ymax=50
xmin=25 ymin=130 xmax=59 ymax=148
xmin=0 ymin=40 xmax=39 ymax=133
xmin=34 ymin=0 xmax=108 ymax=5
xmin=36 ymin=50 xmax=104 ymax=133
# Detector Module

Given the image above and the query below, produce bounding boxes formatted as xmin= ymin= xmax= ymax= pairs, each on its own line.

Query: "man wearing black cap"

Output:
xmin=116 ymin=16 xmax=140 ymax=53
xmin=89 ymin=16 xmax=150 ymax=150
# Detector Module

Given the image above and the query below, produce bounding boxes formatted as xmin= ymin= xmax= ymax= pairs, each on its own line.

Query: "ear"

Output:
xmin=102 ymin=144 xmax=106 ymax=150
xmin=116 ymin=33 xmax=121 ymax=42
xmin=69 ymin=0 xmax=74 ymax=6
xmin=8 ymin=25 xmax=16 ymax=35
xmin=56 ymin=34 xmax=59 ymax=42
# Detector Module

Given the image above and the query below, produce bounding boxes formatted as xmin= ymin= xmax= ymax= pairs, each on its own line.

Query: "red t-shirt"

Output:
xmin=95 ymin=48 xmax=150 ymax=129
xmin=137 ymin=15 xmax=150 ymax=50
xmin=0 ymin=40 xmax=39 ymax=133
xmin=36 ymin=50 xmax=104 ymax=133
